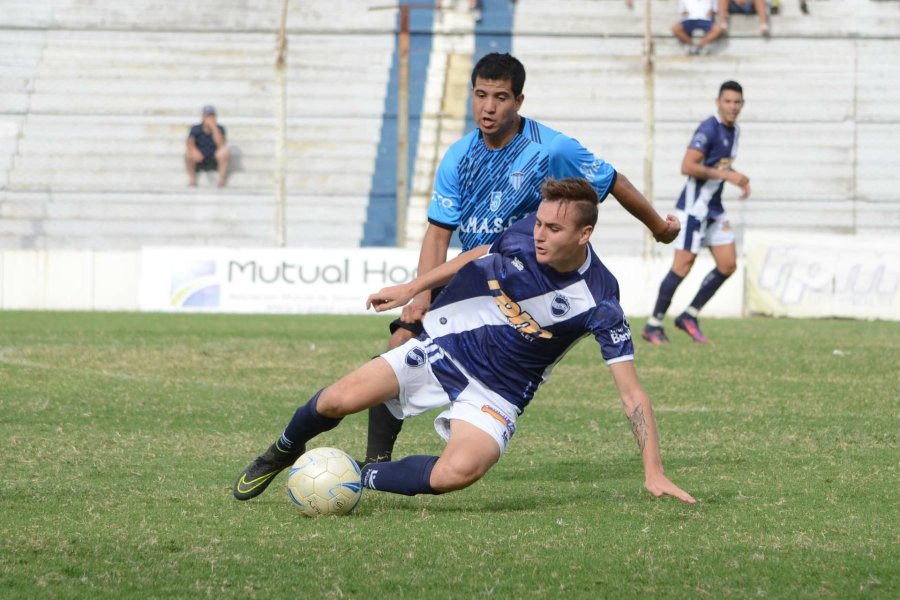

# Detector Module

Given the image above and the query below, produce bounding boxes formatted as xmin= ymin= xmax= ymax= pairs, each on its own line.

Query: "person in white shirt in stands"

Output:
xmin=672 ymin=0 xmax=725 ymax=55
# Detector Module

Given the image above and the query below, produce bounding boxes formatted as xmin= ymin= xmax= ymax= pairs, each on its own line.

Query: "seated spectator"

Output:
xmin=672 ymin=0 xmax=725 ymax=55
xmin=718 ymin=0 xmax=770 ymax=37
xmin=185 ymin=105 xmax=229 ymax=187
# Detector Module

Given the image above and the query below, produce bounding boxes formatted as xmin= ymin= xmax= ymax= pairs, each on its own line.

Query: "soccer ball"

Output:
xmin=286 ymin=447 xmax=362 ymax=517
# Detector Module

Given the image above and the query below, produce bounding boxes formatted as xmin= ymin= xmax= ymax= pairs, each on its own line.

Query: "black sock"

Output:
xmin=364 ymin=403 xmax=404 ymax=463
xmin=689 ymin=268 xmax=730 ymax=311
xmin=361 ymin=455 xmax=439 ymax=496
xmin=278 ymin=389 xmax=342 ymax=452
xmin=652 ymin=270 xmax=685 ymax=321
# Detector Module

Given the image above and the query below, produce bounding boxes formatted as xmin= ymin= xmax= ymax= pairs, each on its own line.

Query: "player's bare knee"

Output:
xmin=673 ymin=257 xmax=696 ymax=276
xmin=315 ymin=386 xmax=354 ymax=418
xmin=716 ymin=259 xmax=737 ymax=276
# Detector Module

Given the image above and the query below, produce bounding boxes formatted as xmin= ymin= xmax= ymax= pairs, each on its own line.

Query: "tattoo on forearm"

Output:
xmin=629 ymin=405 xmax=648 ymax=453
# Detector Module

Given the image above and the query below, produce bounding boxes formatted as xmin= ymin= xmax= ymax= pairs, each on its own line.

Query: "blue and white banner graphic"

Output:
xmin=139 ymin=247 xmax=419 ymax=314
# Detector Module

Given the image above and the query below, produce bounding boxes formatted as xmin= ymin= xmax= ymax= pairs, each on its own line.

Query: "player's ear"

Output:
xmin=579 ymin=225 xmax=593 ymax=245
xmin=515 ymin=94 xmax=524 ymax=110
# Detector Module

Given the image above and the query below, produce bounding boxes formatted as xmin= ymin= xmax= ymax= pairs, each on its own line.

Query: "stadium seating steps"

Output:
xmin=0 ymin=0 xmax=897 ymax=251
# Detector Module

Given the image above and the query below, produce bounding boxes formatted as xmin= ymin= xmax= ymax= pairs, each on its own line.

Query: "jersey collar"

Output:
xmin=714 ymin=113 xmax=736 ymax=130
xmin=578 ymin=247 xmax=593 ymax=275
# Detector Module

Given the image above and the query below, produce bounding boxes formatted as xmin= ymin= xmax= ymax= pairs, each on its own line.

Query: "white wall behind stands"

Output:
xmin=1 ymin=247 xmax=744 ymax=319
xmin=2 ymin=231 xmax=898 ymax=320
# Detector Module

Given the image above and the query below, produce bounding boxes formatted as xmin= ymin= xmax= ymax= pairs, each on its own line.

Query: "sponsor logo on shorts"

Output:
xmin=481 ymin=405 xmax=516 ymax=442
xmin=550 ymin=294 xmax=571 ymax=317
xmin=405 ymin=347 xmax=427 ymax=367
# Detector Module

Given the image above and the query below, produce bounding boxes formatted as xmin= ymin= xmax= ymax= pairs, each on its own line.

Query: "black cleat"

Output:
xmin=233 ymin=443 xmax=304 ymax=501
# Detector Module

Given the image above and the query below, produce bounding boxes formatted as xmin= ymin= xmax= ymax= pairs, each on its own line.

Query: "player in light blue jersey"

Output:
xmin=643 ymin=81 xmax=751 ymax=345
xmin=234 ymin=178 xmax=695 ymax=505
xmin=428 ymin=115 xmax=622 ymax=251
xmin=366 ymin=52 xmax=680 ymax=464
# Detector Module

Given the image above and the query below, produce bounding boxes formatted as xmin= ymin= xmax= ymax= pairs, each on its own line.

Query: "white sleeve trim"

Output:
xmin=605 ymin=354 xmax=634 ymax=365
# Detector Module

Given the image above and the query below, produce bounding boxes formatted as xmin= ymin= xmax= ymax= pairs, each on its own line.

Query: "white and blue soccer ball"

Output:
xmin=286 ymin=447 xmax=362 ymax=517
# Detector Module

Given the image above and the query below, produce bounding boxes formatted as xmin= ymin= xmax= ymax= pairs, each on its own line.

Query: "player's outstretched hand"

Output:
xmin=644 ymin=474 xmax=696 ymax=504
xmin=653 ymin=213 xmax=681 ymax=244
xmin=366 ymin=283 xmax=415 ymax=312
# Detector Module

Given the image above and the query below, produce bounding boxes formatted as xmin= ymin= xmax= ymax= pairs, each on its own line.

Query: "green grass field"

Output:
xmin=1 ymin=311 xmax=897 ymax=599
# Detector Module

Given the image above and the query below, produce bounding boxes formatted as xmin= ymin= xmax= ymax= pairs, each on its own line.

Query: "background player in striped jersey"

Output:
xmin=642 ymin=80 xmax=750 ymax=345
xmin=233 ymin=178 xmax=695 ymax=505
xmin=364 ymin=52 xmax=680 ymax=464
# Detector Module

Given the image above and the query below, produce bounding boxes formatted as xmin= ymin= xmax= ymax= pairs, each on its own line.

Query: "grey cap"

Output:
xmin=202 ymin=105 xmax=216 ymax=115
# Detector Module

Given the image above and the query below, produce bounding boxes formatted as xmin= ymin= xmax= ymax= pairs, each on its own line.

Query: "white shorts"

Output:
xmin=675 ymin=209 xmax=735 ymax=254
xmin=380 ymin=337 xmax=519 ymax=454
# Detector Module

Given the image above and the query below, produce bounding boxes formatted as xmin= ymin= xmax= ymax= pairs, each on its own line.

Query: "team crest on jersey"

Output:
xmin=489 ymin=191 xmax=502 ymax=211
xmin=550 ymin=294 xmax=571 ymax=318
xmin=509 ymin=171 xmax=525 ymax=191
xmin=405 ymin=347 xmax=427 ymax=367
xmin=691 ymin=132 xmax=708 ymax=149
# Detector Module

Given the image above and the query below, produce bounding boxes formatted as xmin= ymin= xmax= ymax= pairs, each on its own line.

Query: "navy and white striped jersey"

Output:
xmin=422 ymin=214 xmax=634 ymax=412
xmin=675 ymin=115 xmax=740 ymax=218
xmin=428 ymin=118 xmax=618 ymax=250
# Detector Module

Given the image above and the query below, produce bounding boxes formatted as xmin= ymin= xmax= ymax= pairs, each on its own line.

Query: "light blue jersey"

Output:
xmin=428 ymin=118 xmax=618 ymax=250
xmin=422 ymin=214 xmax=634 ymax=411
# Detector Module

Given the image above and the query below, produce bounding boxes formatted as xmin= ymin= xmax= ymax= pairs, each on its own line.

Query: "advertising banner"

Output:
xmin=745 ymin=231 xmax=900 ymax=321
xmin=139 ymin=247 xmax=420 ymax=314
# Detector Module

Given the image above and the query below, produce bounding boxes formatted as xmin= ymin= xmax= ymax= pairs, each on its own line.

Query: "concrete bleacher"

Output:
xmin=473 ymin=0 xmax=900 ymax=255
xmin=0 ymin=1 xmax=396 ymax=249
xmin=0 ymin=0 xmax=898 ymax=253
